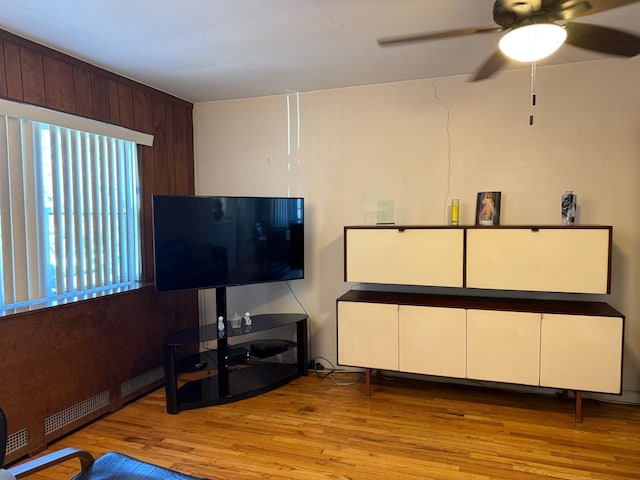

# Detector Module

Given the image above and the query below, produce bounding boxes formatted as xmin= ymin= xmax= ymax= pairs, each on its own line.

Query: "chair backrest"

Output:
xmin=0 ymin=408 xmax=7 ymax=467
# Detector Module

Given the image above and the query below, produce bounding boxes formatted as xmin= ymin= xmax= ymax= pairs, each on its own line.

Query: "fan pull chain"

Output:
xmin=530 ymin=61 xmax=537 ymax=126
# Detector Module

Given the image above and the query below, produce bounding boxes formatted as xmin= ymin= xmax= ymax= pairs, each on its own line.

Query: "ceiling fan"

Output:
xmin=377 ymin=0 xmax=640 ymax=81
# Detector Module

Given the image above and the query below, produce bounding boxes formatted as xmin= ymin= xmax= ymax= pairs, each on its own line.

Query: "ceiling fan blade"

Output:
xmin=554 ymin=0 xmax=592 ymax=19
xmin=377 ymin=26 xmax=501 ymax=47
xmin=571 ymin=0 xmax=639 ymax=17
xmin=470 ymin=50 xmax=509 ymax=81
xmin=564 ymin=22 xmax=640 ymax=56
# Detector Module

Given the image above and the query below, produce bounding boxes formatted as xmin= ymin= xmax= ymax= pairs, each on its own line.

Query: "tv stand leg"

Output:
xmin=297 ymin=317 xmax=309 ymax=375
xmin=215 ymin=286 xmax=230 ymax=397
xmin=163 ymin=344 xmax=179 ymax=414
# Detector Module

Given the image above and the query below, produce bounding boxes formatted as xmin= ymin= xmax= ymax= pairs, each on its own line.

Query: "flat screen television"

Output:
xmin=152 ymin=195 xmax=304 ymax=292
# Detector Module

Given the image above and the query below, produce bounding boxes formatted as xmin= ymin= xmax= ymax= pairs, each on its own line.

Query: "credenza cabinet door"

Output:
xmin=337 ymin=301 xmax=398 ymax=370
xmin=345 ymin=228 xmax=464 ymax=287
xmin=467 ymin=309 xmax=541 ymax=386
xmin=398 ymin=305 xmax=466 ymax=378
xmin=540 ymin=314 xmax=623 ymax=394
xmin=466 ymin=227 xmax=611 ymax=294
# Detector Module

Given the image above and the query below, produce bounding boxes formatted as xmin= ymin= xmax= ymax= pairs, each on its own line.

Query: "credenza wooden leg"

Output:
xmin=560 ymin=389 xmax=584 ymax=422
xmin=365 ymin=368 xmax=371 ymax=396
xmin=575 ymin=391 xmax=583 ymax=423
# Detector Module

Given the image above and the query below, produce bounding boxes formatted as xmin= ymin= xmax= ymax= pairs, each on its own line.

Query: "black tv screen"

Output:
xmin=152 ymin=195 xmax=304 ymax=292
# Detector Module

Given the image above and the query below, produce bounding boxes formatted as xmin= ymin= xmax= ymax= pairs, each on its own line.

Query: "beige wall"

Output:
xmin=193 ymin=58 xmax=640 ymax=403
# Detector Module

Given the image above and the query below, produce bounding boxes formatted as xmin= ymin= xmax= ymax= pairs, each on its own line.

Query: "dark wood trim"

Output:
xmin=337 ymin=289 xmax=624 ymax=318
xmin=345 ymin=225 xmax=468 ymax=230
xmin=607 ymin=227 xmax=613 ymax=294
xmin=462 ymin=227 xmax=467 ymax=287
xmin=0 ymin=28 xmax=198 ymax=462
xmin=42 ymin=55 xmax=75 ymax=112
xmin=19 ymin=46 xmax=45 ymax=106
xmin=0 ymin=40 xmax=8 ymax=96
xmin=343 ymin=226 xmax=348 ymax=282
xmin=73 ymin=66 xmax=93 ymax=118
xmin=345 ymin=225 xmax=613 ymax=230
xmin=0 ymin=28 xmax=190 ymax=107
xmin=89 ymin=72 xmax=110 ymax=122
xmin=4 ymin=40 xmax=23 ymax=99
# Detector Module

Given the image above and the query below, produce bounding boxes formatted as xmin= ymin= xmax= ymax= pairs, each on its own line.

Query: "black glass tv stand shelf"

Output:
xmin=163 ymin=313 xmax=308 ymax=414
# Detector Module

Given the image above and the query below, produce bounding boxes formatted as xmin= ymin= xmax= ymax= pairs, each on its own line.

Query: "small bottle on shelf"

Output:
xmin=451 ymin=199 xmax=459 ymax=226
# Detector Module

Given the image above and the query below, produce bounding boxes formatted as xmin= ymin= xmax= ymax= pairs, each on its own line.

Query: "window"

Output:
xmin=0 ymin=114 xmax=143 ymax=311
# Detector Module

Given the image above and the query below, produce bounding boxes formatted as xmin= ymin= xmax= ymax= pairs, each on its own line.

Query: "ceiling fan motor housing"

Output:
xmin=494 ymin=2 xmax=522 ymax=27
xmin=494 ymin=0 xmax=561 ymax=28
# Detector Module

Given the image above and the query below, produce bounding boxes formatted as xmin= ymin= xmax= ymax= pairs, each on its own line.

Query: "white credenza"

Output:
xmin=338 ymin=225 xmax=622 ymax=421
xmin=337 ymin=291 xmax=624 ymax=421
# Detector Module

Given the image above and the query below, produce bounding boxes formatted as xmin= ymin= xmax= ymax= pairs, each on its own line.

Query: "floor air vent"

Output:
xmin=6 ymin=427 xmax=28 ymax=454
xmin=44 ymin=391 xmax=109 ymax=435
xmin=120 ymin=366 xmax=164 ymax=398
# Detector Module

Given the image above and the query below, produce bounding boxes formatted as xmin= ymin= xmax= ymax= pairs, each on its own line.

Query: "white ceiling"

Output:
xmin=0 ymin=0 xmax=638 ymax=103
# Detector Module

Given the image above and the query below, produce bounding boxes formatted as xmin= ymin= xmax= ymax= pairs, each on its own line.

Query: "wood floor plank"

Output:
xmin=8 ymin=374 xmax=640 ymax=480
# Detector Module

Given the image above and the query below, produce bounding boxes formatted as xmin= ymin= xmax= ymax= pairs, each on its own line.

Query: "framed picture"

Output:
xmin=476 ymin=192 xmax=501 ymax=226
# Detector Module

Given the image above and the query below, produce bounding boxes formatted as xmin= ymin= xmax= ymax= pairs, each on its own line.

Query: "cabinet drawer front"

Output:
xmin=467 ymin=309 xmax=541 ymax=386
xmin=337 ymin=301 xmax=398 ymax=370
xmin=466 ymin=228 xmax=610 ymax=294
xmin=540 ymin=314 xmax=623 ymax=393
xmin=345 ymin=228 xmax=464 ymax=287
xmin=399 ymin=305 xmax=466 ymax=378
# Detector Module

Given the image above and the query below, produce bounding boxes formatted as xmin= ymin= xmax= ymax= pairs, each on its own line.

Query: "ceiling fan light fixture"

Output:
xmin=499 ymin=23 xmax=567 ymax=62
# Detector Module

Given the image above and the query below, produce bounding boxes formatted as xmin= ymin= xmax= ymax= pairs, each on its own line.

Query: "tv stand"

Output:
xmin=164 ymin=286 xmax=308 ymax=413
xmin=163 ymin=310 xmax=308 ymax=413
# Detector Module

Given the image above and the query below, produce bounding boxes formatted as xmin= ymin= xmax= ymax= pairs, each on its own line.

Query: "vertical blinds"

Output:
xmin=0 ymin=115 xmax=142 ymax=311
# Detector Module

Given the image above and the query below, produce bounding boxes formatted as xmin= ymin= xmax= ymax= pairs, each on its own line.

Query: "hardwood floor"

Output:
xmin=11 ymin=373 xmax=640 ymax=480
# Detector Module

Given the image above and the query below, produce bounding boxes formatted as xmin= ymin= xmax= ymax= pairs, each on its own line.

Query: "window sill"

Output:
xmin=0 ymin=281 xmax=155 ymax=318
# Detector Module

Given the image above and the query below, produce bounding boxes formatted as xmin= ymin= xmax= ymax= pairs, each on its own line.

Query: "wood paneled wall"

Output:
xmin=0 ymin=29 xmax=199 ymax=462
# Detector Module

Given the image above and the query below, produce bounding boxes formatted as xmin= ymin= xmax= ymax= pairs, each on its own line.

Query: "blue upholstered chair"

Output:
xmin=1 ymin=408 xmax=207 ymax=480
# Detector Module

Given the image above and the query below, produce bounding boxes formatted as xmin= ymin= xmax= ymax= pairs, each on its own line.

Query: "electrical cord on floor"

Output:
xmin=311 ymin=356 xmax=362 ymax=386
xmin=285 ymin=283 xmax=361 ymax=386
xmin=286 ymin=280 xmax=314 ymax=365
